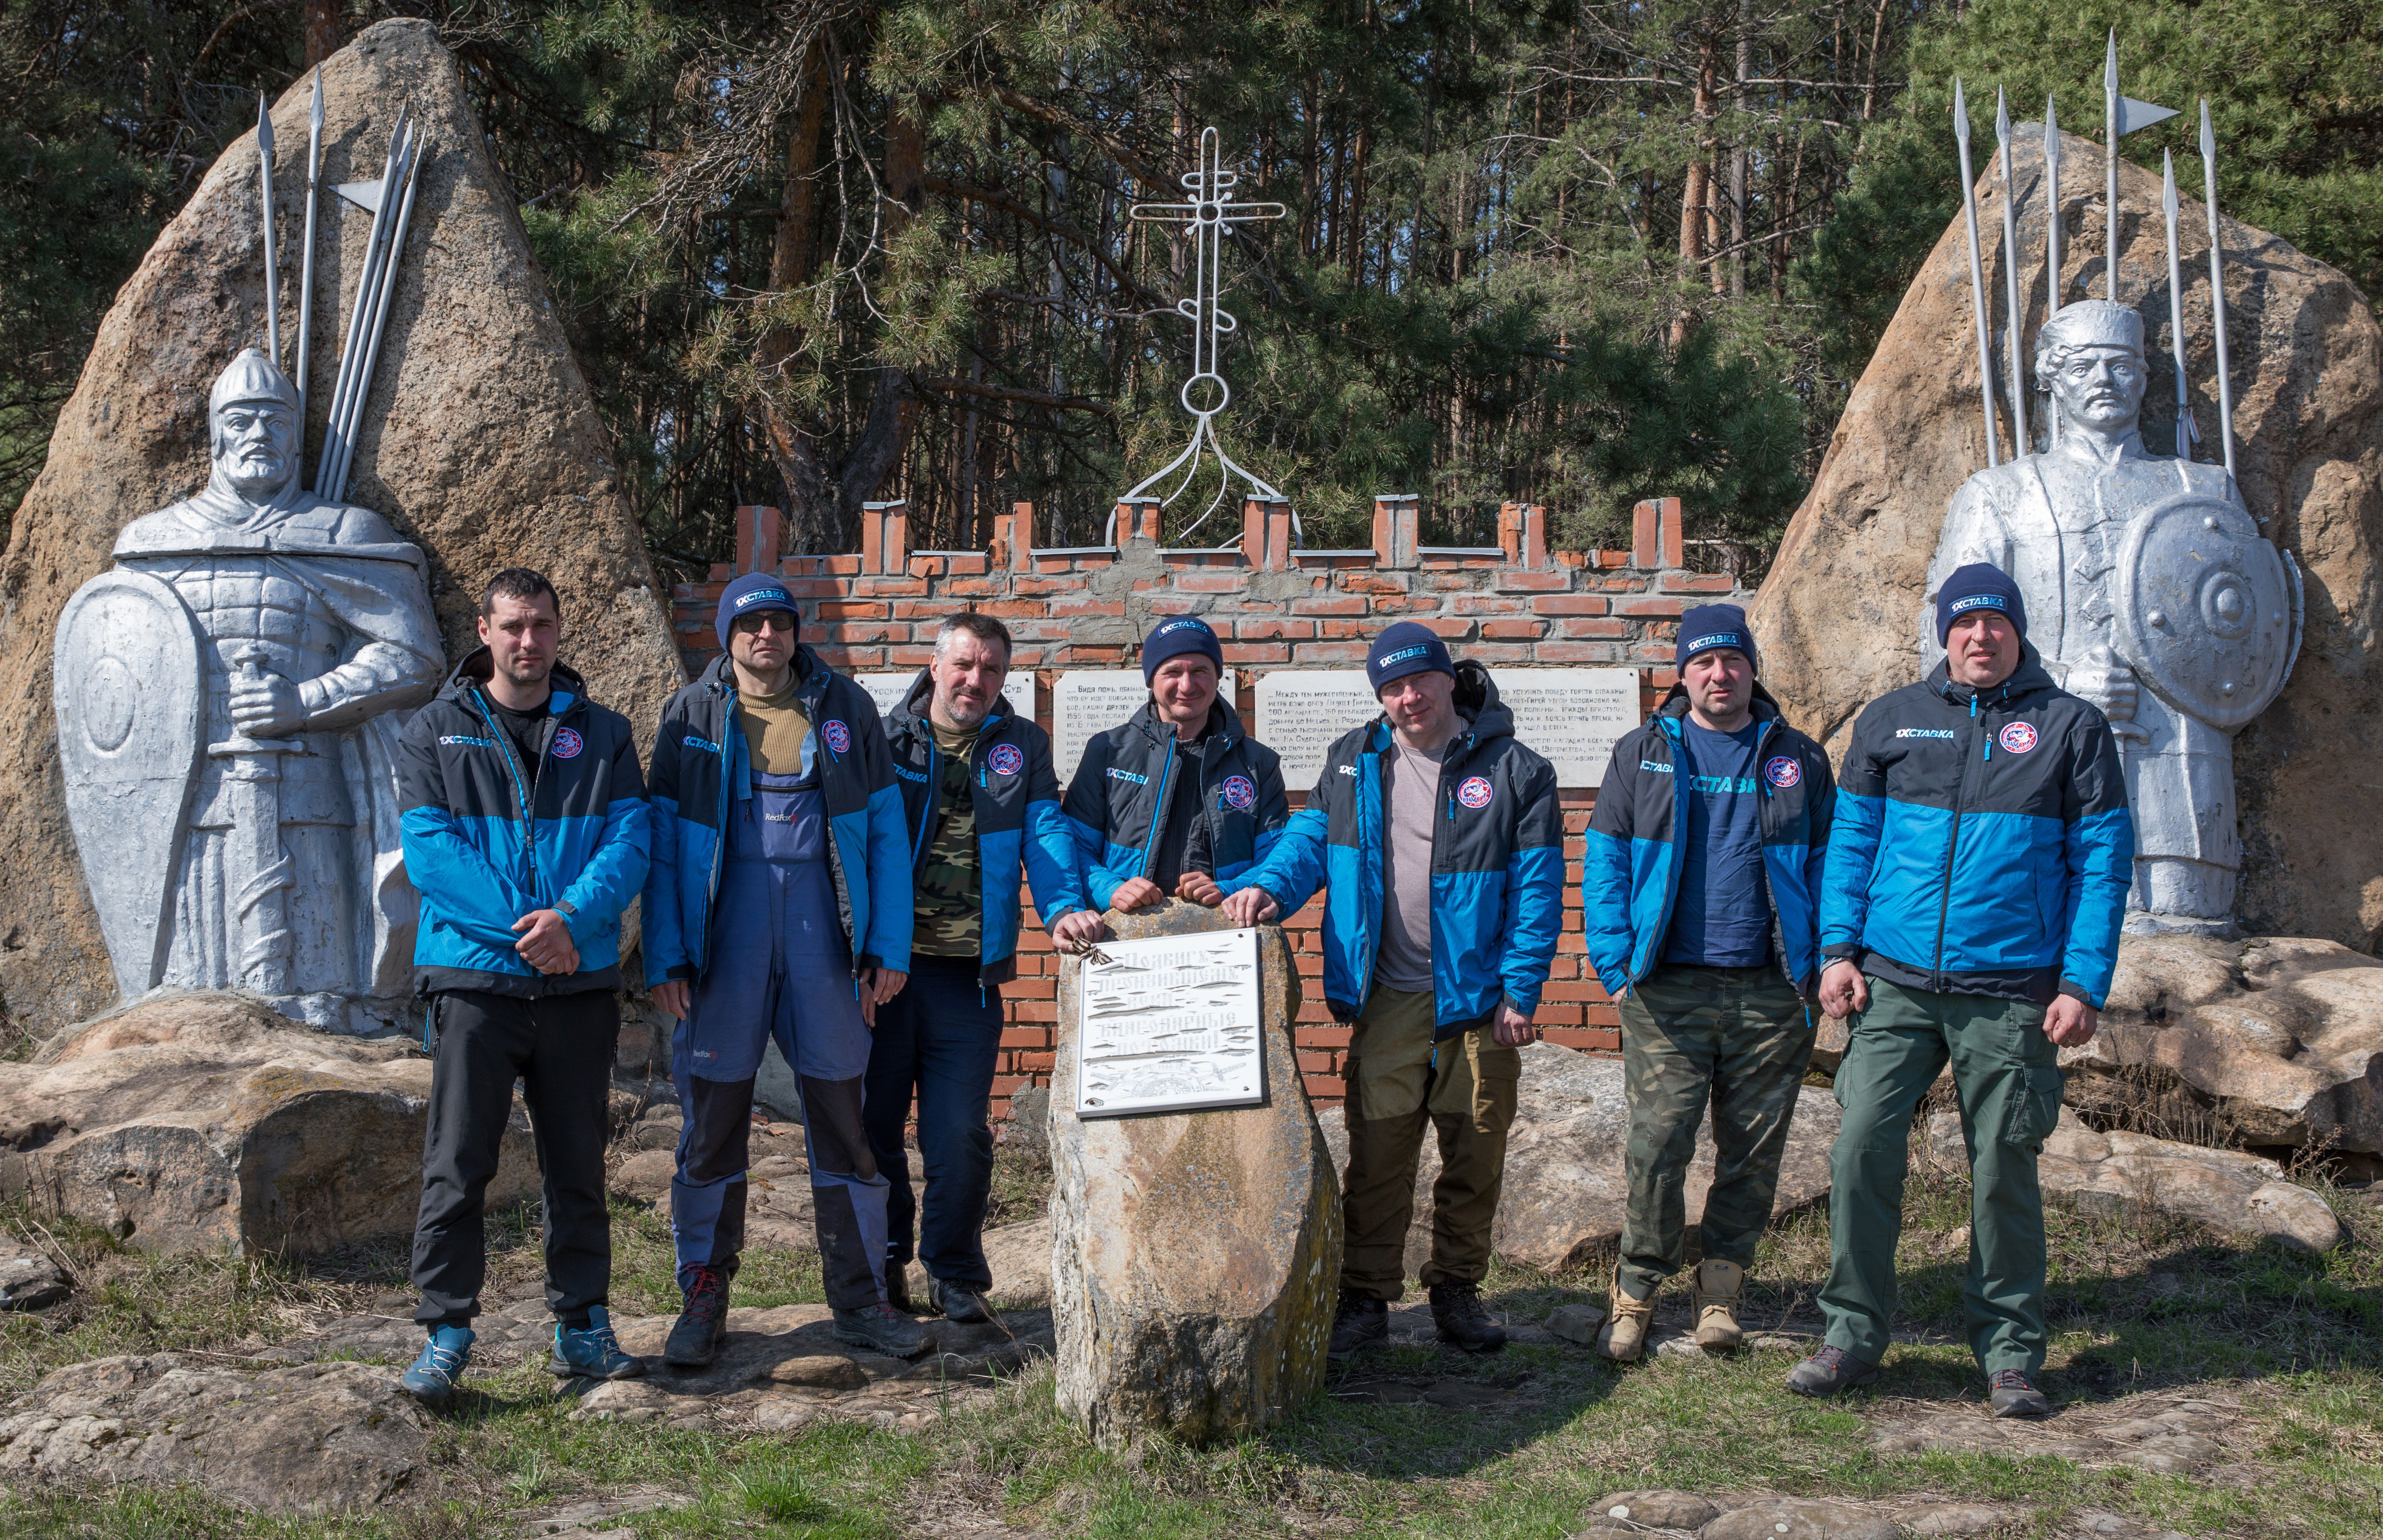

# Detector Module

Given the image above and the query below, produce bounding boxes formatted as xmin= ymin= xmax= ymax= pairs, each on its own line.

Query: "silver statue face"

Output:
xmin=2044 ymin=344 xmax=2148 ymax=433
xmin=212 ymin=400 xmax=298 ymax=495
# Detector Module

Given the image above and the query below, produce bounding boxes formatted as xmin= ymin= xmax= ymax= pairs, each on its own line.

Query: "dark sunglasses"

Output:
xmin=731 ymin=611 xmax=798 ymax=635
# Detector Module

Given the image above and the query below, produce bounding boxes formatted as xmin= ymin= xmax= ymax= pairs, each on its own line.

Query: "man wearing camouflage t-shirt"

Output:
xmin=870 ymin=614 xmax=1083 ymax=1322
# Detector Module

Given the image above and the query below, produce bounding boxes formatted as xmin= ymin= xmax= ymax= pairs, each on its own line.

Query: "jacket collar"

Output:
xmin=440 ymin=647 xmax=588 ymax=718
xmin=1656 ymin=681 xmax=1783 ymax=730
xmin=1365 ymin=660 xmax=1512 ymax=760
xmin=1929 ymin=646 xmax=2055 ymax=710
xmin=1129 ymin=695 xmax=1239 ymax=752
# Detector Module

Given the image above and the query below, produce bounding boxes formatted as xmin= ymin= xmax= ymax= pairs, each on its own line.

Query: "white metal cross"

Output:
xmin=1122 ymin=127 xmax=1287 ymax=542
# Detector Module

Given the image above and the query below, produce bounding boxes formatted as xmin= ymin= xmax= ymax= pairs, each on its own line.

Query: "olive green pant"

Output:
xmin=1340 ymin=984 xmax=1520 ymax=1300
xmin=1819 ymin=976 xmax=2065 ymax=1374
xmin=1617 ymin=964 xmax=1816 ymax=1300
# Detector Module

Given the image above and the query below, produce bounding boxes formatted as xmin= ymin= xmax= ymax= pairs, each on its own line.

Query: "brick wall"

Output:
xmin=671 ymin=494 xmax=1753 ymax=1113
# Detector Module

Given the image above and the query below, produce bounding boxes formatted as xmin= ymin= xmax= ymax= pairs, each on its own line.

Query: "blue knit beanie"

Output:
xmin=1675 ymin=604 xmax=1758 ymax=675
xmin=1141 ymin=615 xmax=1224 ymax=684
xmin=717 ymin=572 xmax=801 ymax=650
xmin=1935 ymin=563 xmax=2028 ymax=646
xmin=1367 ymin=621 xmax=1455 ymax=694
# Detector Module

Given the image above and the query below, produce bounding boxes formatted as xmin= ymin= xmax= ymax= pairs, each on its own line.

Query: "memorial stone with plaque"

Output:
xmin=1075 ymin=929 xmax=1264 ymax=1117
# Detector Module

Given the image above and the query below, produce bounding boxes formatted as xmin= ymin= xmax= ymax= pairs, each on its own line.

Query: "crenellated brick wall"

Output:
xmin=669 ymin=494 xmax=1753 ymax=1113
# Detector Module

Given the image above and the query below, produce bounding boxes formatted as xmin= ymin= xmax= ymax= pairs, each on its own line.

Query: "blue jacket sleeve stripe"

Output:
xmin=1579 ymin=824 xmax=1637 ymax=997
xmin=1023 ymin=797 xmax=1086 ymax=923
xmin=1499 ymin=842 xmax=1566 ymax=1014
xmin=863 ymin=780 xmax=912 ymax=973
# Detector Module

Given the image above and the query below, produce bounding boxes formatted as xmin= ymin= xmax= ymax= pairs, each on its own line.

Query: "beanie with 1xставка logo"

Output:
xmin=1366 ymin=621 xmax=1455 ymax=694
xmin=1934 ymin=562 xmax=2028 ymax=647
xmin=1140 ymin=615 xmax=1224 ymax=684
xmin=716 ymin=572 xmax=802 ymax=651
xmin=1675 ymin=603 xmax=1759 ymax=676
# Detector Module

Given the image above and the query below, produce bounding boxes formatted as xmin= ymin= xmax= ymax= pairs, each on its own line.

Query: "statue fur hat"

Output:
xmin=2034 ymin=300 xmax=2145 ymax=380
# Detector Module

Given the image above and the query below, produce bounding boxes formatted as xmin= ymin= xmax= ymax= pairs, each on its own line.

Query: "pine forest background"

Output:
xmin=2 ymin=0 xmax=2378 ymax=584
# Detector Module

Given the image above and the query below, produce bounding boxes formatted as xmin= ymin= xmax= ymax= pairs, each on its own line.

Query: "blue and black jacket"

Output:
xmin=1820 ymin=651 xmax=2134 ymax=1007
xmin=883 ymin=669 xmax=1085 ymax=988
xmin=1060 ymin=697 xmax=1288 ymax=910
xmin=641 ymin=647 xmax=911 ymax=985
xmin=397 ymin=651 xmax=650 ymax=997
xmin=1238 ymin=661 xmax=1566 ymax=1039
xmin=1583 ymin=686 xmax=1835 ymax=999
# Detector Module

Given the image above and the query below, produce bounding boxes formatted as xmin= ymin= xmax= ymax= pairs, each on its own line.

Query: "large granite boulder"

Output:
xmin=1751 ymin=125 xmax=2383 ymax=951
xmin=0 ymin=993 xmax=534 ymax=1254
xmin=1050 ymin=900 xmax=1340 ymax=1449
xmin=1317 ymin=1040 xmax=1839 ymax=1274
xmin=0 ymin=18 xmax=683 ymax=1037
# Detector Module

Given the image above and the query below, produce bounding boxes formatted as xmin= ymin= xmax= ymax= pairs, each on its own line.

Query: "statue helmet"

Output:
xmin=208 ymin=347 xmax=300 ymax=419
xmin=2033 ymin=300 xmax=2145 ymax=384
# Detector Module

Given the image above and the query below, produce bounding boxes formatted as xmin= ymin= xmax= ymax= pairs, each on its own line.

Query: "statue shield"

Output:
xmin=53 ymin=569 xmax=206 ymax=998
xmin=2111 ymin=493 xmax=2300 ymax=733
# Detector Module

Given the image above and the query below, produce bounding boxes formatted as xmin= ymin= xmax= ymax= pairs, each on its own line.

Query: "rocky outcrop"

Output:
xmin=0 ymin=1355 xmax=433 ymax=1512
xmin=1750 ymin=125 xmax=2383 ymax=952
xmin=1050 ymin=901 xmax=1340 ymax=1449
xmin=0 ymin=1241 xmax=69 ymax=1311
xmin=0 ymin=18 xmax=683 ymax=1037
xmin=0 ymin=993 xmax=534 ymax=1255
xmin=1319 ymin=1041 xmax=1839 ymax=1274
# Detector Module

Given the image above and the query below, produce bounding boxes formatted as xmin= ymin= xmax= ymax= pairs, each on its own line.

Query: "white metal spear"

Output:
xmin=1996 ymin=88 xmax=2030 ymax=455
xmin=256 ymin=93 xmax=280 ymax=365
xmin=2161 ymin=150 xmax=2196 ymax=459
xmin=1953 ymin=80 xmax=2001 ymax=467
xmin=2101 ymin=30 xmax=2180 ymax=304
xmin=2200 ymin=100 xmax=2236 ymax=480
xmin=296 ymin=69 xmax=323 ymax=425
xmin=315 ymin=102 xmax=410 ymax=498
xmin=2044 ymin=96 xmax=2062 ymax=315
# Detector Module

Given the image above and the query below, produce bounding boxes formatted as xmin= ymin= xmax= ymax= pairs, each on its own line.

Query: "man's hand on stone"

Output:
xmin=2045 ymin=993 xmax=2099 ymax=1047
xmin=1049 ymin=908 xmax=1106 ymax=949
xmin=1493 ymin=1002 xmax=1536 ymax=1046
xmin=1174 ymin=871 xmax=1222 ymax=906
xmin=513 ymin=909 xmax=578 ymax=975
xmin=227 ymin=673 xmax=305 ymax=738
xmin=1819 ymin=959 xmax=1869 ymax=1020
xmin=1220 ymin=888 xmax=1280 ymax=928
xmin=651 ymin=980 xmax=690 ymax=1020
xmin=1110 ymin=876 xmax=1165 ymax=911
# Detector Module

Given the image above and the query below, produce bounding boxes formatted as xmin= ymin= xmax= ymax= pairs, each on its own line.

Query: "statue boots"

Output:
xmin=1596 ymin=1266 xmax=1655 ymax=1362
xmin=1692 ymin=1259 xmax=1746 ymax=1350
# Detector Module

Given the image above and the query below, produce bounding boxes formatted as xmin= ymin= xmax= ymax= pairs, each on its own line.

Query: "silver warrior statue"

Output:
xmin=53 ymin=350 xmax=443 ymax=1029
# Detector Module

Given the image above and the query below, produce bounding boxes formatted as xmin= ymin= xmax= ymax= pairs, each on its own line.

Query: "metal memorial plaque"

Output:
xmin=1053 ymin=670 xmax=1236 ymax=786
xmin=1254 ymin=667 xmax=1642 ymax=789
xmin=854 ymin=670 xmax=1035 ymax=725
xmin=1074 ymin=927 xmax=1265 ymax=1117
xmin=1253 ymin=671 xmax=1379 ymax=789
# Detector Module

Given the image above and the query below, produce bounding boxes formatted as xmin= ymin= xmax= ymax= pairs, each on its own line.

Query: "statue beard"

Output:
xmin=196 ymin=447 xmax=308 ymax=528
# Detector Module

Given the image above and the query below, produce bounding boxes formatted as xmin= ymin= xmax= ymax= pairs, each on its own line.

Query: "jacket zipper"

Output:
xmin=1139 ymin=728 xmax=1180 ymax=878
xmin=471 ymin=692 xmax=549 ymax=907
xmin=1931 ymin=692 xmax=1983 ymax=990
xmin=701 ymin=684 xmax=736 ymax=974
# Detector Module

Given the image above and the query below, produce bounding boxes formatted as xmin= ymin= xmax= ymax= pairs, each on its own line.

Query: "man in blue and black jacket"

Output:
xmin=642 ymin=573 xmax=920 ymax=1365
xmin=396 ymin=568 xmax=650 ymax=1405
xmin=1789 ymin=564 xmax=2132 ymax=1418
xmin=1224 ymin=623 xmax=1564 ymax=1359
xmin=1582 ymin=604 xmax=1834 ymax=1363
xmin=871 ymin=612 xmax=1082 ymax=1325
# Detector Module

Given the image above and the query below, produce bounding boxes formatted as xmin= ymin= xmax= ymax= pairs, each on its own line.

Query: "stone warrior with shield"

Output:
xmin=52 ymin=349 xmax=443 ymax=1031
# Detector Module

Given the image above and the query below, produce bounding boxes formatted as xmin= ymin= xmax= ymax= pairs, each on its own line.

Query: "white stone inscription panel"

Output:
xmin=1254 ymin=667 xmax=1642 ymax=788
xmin=855 ymin=670 xmax=1035 ymax=726
xmin=1053 ymin=670 xmax=1236 ymax=786
xmin=1074 ymin=928 xmax=1264 ymax=1118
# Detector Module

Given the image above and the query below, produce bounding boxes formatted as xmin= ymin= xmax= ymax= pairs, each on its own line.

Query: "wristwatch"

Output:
xmin=554 ymin=899 xmax=577 ymax=917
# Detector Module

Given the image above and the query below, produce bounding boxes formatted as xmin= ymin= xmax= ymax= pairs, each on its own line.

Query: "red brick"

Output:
xmin=1533 ymin=595 xmax=1612 ymax=616
xmin=1010 ymin=1001 xmax=1057 ymax=1023
xmin=1294 ymin=595 xmax=1370 ymax=616
xmin=1291 ymin=641 xmax=1372 ymax=664
xmin=942 ymin=577 xmax=996 ymax=598
xmin=1451 ymin=594 xmax=1528 ymax=616
xmin=1532 ymin=641 xmax=1626 ymax=664
xmin=1559 ymin=618 xmax=1628 ymax=638
xmin=1479 ymin=619 xmax=1544 ymax=640
xmin=1414 ymin=617 xmax=1472 ymax=638
xmin=1016 ymin=1051 xmax=1056 ymax=1072
xmin=1222 ymin=642 xmax=1289 ymax=664
xmin=1234 ymin=619 xmax=1315 ymax=640
xmin=999 ymin=1027 xmax=1050 ymax=1049
xmin=1494 ymin=569 xmax=1572 ymax=591
xmin=1336 ymin=572 xmax=1410 ymax=596
xmin=1303 ymin=1073 xmax=1346 ymax=1099
xmin=1297 ymin=1052 xmax=1337 ymax=1074
xmin=1298 ymin=1026 xmax=1352 ymax=1049
xmin=1174 ymin=571 xmax=1245 ymax=592
xmin=1660 ymin=572 xmax=1739 ymax=593
xmin=1617 ymin=596 xmax=1687 ymax=618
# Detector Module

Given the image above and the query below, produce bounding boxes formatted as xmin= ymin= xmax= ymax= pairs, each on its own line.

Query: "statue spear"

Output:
xmin=1953 ymin=80 xmax=2001 ymax=467
xmin=2104 ymin=31 xmax=2120 ymax=302
xmin=323 ymin=123 xmax=426 ymax=502
xmin=2043 ymin=95 xmax=2064 ymax=324
xmin=2200 ymin=100 xmax=2237 ymax=481
xmin=1996 ymin=88 xmax=2030 ymax=456
xmin=2161 ymin=150 xmax=2196 ymax=459
xmin=315 ymin=102 xmax=410 ymax=499
xmin=256 ymin=93 xmax=280 ymax=366
xmin=296 ymin=69 xmax=323 ymax=425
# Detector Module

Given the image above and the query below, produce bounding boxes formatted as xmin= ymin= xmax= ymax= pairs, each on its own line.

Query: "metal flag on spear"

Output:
xmin=2044 ymin=97 xmax=2062 ymax=314
xmin=1952 ymin=79 xmax=2001 ymax=468
xmin=295 ymin=69 xmax=323 ymax=427
xmin=2199 ymin=100 xmax=2237 ymax=481
xmin=256 ymin=93 xmax=280 ymax=366
xmin=2161 ymin=150 xmax=2198 ymax=459
xmin=1995 ymin=88 xmax=2030 ymax=456
xmin=2102 ymin=30 xmax=2179 ymax=302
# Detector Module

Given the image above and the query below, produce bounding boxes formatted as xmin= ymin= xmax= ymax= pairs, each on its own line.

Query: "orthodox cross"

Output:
xmin=1122 ymin=127 xmax=1287 ymax=543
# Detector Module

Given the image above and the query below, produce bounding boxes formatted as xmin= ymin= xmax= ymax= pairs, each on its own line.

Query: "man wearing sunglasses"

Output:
xmin=642 ymin=573 xmax=919 ymax=1365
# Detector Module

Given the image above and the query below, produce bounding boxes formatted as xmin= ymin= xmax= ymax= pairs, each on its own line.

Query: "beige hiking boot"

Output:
xmin=1692 ymin=1258 xmax=1746 ymax=1350
xmin=1596 ymin=1267 xmax=1655 ymax=1362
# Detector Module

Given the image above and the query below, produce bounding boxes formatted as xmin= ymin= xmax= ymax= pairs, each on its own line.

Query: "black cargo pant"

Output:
xmin=411 ymin=987 xmax=618 ymax=1329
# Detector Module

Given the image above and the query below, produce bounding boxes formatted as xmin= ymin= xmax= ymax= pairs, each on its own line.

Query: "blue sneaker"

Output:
xmin=550 ymin=1306 xmax=643 ymax=1381
xmin=401 ymin=1325 xmax=474 ymax=1406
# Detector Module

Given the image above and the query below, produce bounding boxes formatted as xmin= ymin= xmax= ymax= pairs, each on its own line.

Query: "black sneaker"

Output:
xmin=1327 ymin=1292 xmax=1389 ymax=1361
xmin=833 ymin=1301 xmax=932 ymax=1358
xmin=1428 ymin=1280 xmax=1508 ymax=1354
xmin=928 ymin=1276 xmax=994 ymax=1324
xmin=1988 ymin=1367 xmax=2050 ymax=1418
xmin=1784 ymin=1344 xmax=1879 ymax=1397
xmin=663 ymin=1263 xmax=731 ymax=1368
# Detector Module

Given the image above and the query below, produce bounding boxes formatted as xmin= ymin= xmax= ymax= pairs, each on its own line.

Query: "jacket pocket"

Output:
xmin=2003 ymin=1064 xmax=2065 ymax=1148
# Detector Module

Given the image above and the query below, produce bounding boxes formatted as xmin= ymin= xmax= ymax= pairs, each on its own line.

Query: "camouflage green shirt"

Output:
xmin=911 ymin=718 xmax=981 ymax=958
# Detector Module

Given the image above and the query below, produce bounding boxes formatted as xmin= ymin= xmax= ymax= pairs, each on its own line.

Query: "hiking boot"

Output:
xmin=550 ymin=1306 xmax=643 ymax=1381
xmin=1327 ymin=1292 xmax=1389 ymax=1361
xmin=1785 ymin=1344 xmax=1879 ymax=1398
xmin=1692 ymin=1258 xmax=1746 ymax=1350
xmin=928 ymin=1276 xmax=994 ymax=1325
xmin=1429 ymin=1280 xmax=1508 ymax=1354
xmin=833 ymin=1302 xmax=932 ymax=1358
xmin=400 ymin=1325 xmax=474 ymax=1407
xmin=1988 ymin=1368 xmax=2050 ymax=1418
xmin=885 ymin=1262 xmax=920 ymax=1315
xmin=664 ymin=1263 xmax=732 ymax=1368
xmin=1597 ymin=1267 xmax=1655 ymax=1362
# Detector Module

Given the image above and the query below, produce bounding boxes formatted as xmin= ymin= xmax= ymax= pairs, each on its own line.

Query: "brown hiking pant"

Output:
xmin=1339 ymin=984 xmax=1520 ymax=1299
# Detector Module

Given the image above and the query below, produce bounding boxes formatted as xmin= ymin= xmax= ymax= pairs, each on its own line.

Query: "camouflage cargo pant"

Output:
xmin=1617 ymin=964 xmax=1816 ymax=1300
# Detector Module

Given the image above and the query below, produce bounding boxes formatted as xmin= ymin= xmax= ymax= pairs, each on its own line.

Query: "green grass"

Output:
xmin=0 ymin=1139 xmax=2375 ymax=1538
